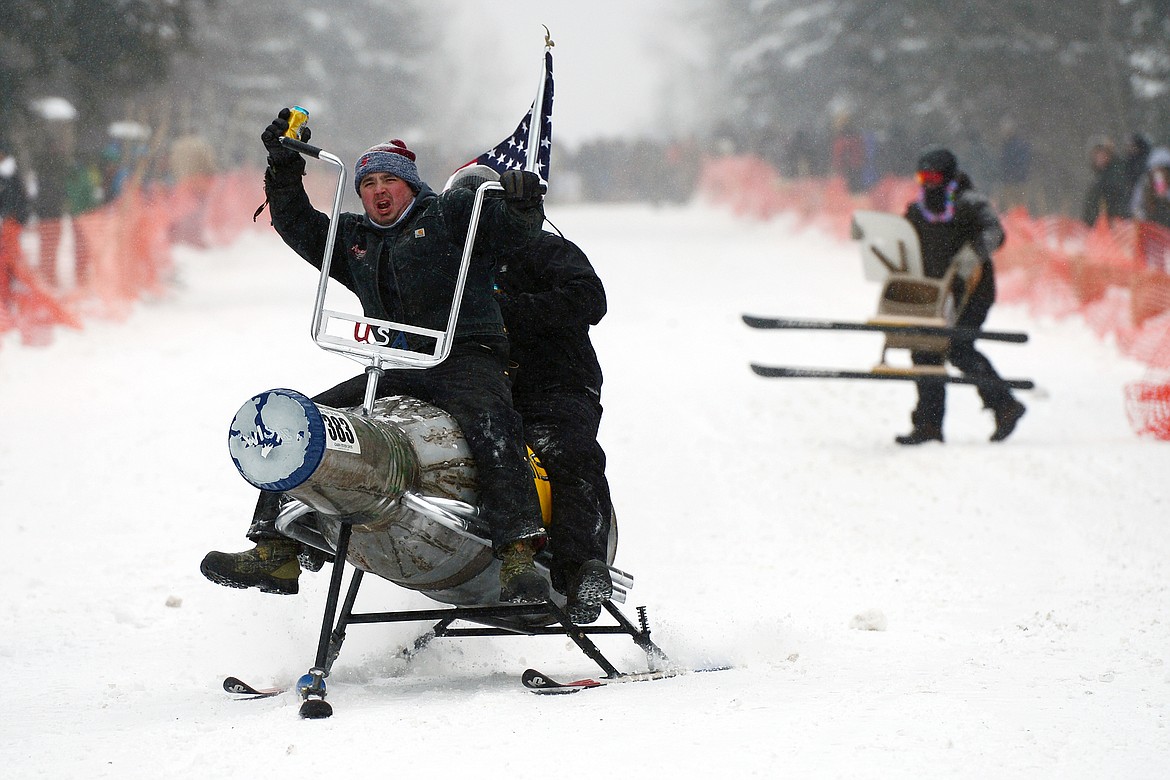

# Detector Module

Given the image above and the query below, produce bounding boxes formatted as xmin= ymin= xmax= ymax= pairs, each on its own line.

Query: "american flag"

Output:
xmin=464 ymin=50 xmax=554 ymax=182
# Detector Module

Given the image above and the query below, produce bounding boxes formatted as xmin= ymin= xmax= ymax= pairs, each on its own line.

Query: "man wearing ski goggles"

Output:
xmin=915 ymin=168 xmax=947 ymax=188
xmin=897 ymin=147 xmax=1027 ymax=445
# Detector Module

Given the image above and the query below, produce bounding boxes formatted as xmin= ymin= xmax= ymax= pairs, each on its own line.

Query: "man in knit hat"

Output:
xmin=896 ymin=146 xmax=1026 ymax=445
xmin=202 ymin=109 xmax=551 ymax=603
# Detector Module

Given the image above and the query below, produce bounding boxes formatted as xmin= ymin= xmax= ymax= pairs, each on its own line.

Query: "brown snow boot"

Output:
xmin=499 ymin=539 xmax=549 ymax=603
xmin=200 ymin=538 xmax=301 ymax=595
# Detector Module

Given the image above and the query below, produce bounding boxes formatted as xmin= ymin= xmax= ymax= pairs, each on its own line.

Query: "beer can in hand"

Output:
xmin=284 ymin=106 xmax=309 ymax=140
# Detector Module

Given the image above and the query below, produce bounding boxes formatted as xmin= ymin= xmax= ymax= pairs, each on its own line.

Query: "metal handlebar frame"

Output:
xmin=278 ymin=137 xmax=501 ymax=406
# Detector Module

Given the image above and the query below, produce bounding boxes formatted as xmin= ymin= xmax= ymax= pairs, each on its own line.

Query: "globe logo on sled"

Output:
xmin=228 ymin=389 xmax=327 ymax=492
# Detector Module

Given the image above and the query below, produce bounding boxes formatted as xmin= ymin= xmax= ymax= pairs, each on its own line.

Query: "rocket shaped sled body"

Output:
xmin=227 ymin=388 xmax=617 ymax=608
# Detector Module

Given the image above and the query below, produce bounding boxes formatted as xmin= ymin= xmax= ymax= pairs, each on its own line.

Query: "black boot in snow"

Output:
xmin=990 ymin=399 xmax=1027 ymax=442
xmin=895 ymin=427 xmax=944 ymax=445
xmin=566 ymin=560 xmax=613 ymax=625
xmin=201 ymin=538 xmax=302 ymax=595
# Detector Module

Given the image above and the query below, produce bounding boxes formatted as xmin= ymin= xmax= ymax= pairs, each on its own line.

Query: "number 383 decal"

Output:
xmin=321 ymin=410 xmax=361 ymax=454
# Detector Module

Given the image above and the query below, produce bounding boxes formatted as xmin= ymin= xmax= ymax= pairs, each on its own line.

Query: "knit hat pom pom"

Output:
xmin=354 ymin=139 xmax=421 ymax=193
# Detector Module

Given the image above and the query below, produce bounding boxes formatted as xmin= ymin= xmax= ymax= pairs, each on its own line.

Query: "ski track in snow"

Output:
xmin=1 ymin=202 xmax=1168 ymax=778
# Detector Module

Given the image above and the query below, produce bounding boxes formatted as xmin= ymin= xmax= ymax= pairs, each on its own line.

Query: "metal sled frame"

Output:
xmin=309 ymin=525 xmax=668 ymax=695
xmin=293 ymin=507 xmax=667 ymax=720
xmin=277 ymin=139 xmax=666 ymax=719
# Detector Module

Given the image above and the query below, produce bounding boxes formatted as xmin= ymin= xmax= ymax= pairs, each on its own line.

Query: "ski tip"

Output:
xmin=521 ymin=668 xmax=593 ymax=693
xmin=223 ymin=676 xmax=286 ymax=698
xmin=521 ymin=668 xmax=560 ymax=689
xmin=223 ymin=676 xmax=255 ymax=695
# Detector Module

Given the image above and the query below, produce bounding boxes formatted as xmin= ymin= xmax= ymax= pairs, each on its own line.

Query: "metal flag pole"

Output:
xmin=524 ymin=27 xmax=553 ymax=176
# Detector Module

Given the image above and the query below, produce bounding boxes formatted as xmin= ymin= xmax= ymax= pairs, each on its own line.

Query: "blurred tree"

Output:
xmin=700 ymin=0 xmax=1170 ymax=215
xmin=0 ymin=0 xmax=204 ymax=144
xmin=176 ymin=0 xmax=433 ymax=175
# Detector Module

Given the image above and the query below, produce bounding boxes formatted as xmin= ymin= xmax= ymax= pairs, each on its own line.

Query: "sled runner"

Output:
xmin=745 ymin=210 xmax=1032 ymax=388
xmin=224 ymin=137 xmax=674 ymax=720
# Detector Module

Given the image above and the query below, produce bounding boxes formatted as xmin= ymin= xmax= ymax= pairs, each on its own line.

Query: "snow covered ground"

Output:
xmin=2 ymin=201 xmax=1168 ymax=778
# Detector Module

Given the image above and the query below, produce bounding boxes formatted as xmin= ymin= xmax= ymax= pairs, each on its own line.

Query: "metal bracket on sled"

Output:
xmin=275 ymin=496 xmax=634 ymax=604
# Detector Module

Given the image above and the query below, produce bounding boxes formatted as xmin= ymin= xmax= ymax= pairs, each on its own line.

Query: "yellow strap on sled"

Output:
xmin=526 ymin=446 xmax=552 ymax=526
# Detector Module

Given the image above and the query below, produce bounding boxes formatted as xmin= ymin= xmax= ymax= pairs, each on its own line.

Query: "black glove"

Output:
xmin=499 ymin=169 xmax=543 ymax=202
xmin=260 ymin=108 xmax=310 ymax=170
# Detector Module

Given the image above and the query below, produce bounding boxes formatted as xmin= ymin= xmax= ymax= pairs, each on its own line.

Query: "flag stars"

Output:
xmin=466 ymin=53 xmax=553 ymax=179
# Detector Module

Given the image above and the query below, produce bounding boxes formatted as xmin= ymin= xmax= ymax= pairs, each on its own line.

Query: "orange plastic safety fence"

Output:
xmin=1124 ymin=379 xmax=1170 ymax=440
xmin=0 ymin=218 xmax=82 ymax=347
xmin=0 ymin=219 xmax=16 ymax=334
xmin=4 ymin=168 xmax=267 ymax=347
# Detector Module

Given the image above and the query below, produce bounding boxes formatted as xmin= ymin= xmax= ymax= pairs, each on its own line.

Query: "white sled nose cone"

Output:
xmin=228 ymin=389 xmax=326 ymax=491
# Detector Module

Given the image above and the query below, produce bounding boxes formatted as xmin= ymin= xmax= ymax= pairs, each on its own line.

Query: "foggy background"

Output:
xmin=2 ymin=0 xmax=1168 ymax=214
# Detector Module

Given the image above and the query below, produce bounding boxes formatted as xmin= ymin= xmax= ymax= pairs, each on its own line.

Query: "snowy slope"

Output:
xmin=2 ymin=202 xmax=1168 ymax=778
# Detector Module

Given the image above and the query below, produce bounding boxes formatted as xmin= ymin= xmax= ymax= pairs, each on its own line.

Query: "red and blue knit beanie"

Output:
xmin=354 ymin=139 xmax=421 ymax=193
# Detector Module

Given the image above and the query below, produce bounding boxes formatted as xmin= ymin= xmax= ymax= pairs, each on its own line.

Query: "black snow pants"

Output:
xmin=513 ymin=390 xmax=612 ymax=595
xmin=908 ymin=269 xmax=1017 ymax=429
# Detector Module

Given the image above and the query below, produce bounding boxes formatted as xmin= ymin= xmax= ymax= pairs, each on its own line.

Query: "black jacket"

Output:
xmin=1082 ymin=159 xmax=1132 ymax=225
xmin=264 ymin=165 xmax=544 ymax=349
xmin=495 ymin=231 xmax=605 ymax=395
xmin=905 ymin=177 xmax=1005 ymax=279
xmin=905 ymin=176 xmax=1005 ymax=325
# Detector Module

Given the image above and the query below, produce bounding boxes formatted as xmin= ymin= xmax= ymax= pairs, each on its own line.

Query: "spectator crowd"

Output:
xmin=4 ymin=96 xmax=1170 ymax=327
